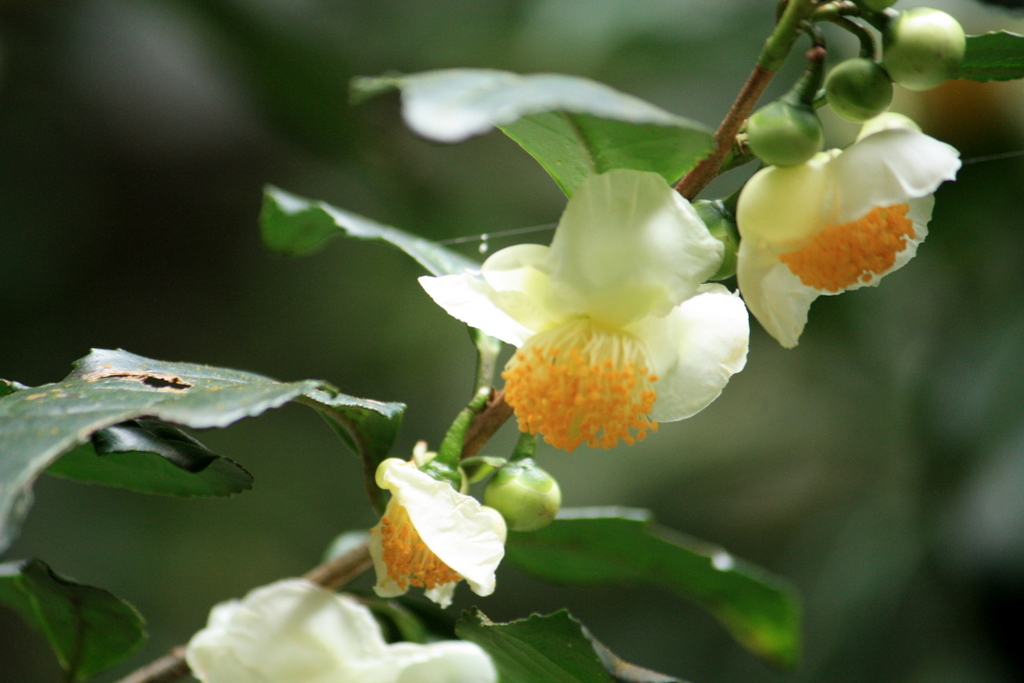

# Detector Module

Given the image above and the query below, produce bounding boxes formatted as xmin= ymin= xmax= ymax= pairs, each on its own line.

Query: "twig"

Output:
xmin=302 ymin=539 xmax=373 ymax=590
xmin=675 ymin=0 xmax=819 ymax=199
xmin=115 ymin=647 xmax=189 ymax=683
xmin=461 ymin=390 xmax=514 ymax=460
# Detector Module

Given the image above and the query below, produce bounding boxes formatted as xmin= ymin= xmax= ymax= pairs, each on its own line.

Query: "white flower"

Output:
xmin=420 ymin=169 xmax=750 ymax=452
xmin=736 ymin=113 xmax=961 ymax=348
xmin=369 ymin=457 xmax=507 ymax=608
xmin=185 ymin=578 xmax=497 ymax=683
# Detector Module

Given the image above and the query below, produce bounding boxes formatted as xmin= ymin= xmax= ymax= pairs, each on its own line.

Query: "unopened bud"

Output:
xmin=483 ymin=458 xmax=561 ymax=532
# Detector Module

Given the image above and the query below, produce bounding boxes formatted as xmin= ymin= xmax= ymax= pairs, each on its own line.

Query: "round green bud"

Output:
xmin=694 ymin=200 xmax=738 ymax=281
xmin=745 ymin=100 xmax=824 ymax=167
xmin=883 ymin=8 xmax=966 ymax=91
xmin=483 ymin=458 xmax=561 ymax=532
xmin=825 ymin=58 xmax=894 ymax=122
xmin=859 ymin=0 xmax=897 ymax=10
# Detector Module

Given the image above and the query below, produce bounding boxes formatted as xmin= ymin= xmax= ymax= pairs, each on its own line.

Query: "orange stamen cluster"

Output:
xmin=779 ymin=203 xmax=915 ymax=292
xmin=377 ymin=502 xmax=462 ymax=591
xmin=502 ymin=318 xmax=659 ymax=453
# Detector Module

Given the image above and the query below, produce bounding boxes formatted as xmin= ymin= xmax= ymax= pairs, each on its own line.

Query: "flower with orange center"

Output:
xmin=369 ymin=456 xmax=506 ymax=608
xmin=736 ymin=113 xmax=961 ymax=348
xmin=419 ymin=169 xmax=750 ymax=452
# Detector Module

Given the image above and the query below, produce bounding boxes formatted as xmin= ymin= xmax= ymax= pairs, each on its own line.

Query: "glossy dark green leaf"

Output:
xmin=456 ymin=609 xmax=684 ymax=683
xmin=0 ymin=348 xmax=404 ymax=553
xmin=505 ymin=507 xmax=800 ymax=670
xmin=261 ymin=186 xmax=478 ymax=275
xmin=0 ymin=559 xmax=146 ymax=681
xmin=46 ymin=442 xmax=253 ymax=498
xmin=353 ymin=69 xmax=713 ymax=196
xmin=956 ymin=31 xmax=1024 ymax=81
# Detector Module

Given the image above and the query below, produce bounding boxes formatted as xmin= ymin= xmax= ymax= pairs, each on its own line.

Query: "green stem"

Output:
xmin=436 ymin=386 xmax=493 ymax=468
xmin=830 ymin=15 xmax=878 ymax=59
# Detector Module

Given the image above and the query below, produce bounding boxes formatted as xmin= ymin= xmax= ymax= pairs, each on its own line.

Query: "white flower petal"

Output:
xmin=392 ymin=641 xmax=498 ymax=683
xmin=637 ymin=286 xmax=749 ymax=421
xmin=736 ymin=158 xmax=832 ymax=246
xmin=186 ymin=579 xmax=496 ymax=683
xmin=186 ymin=579 xmax=388 ymax=683
xmin=735 ymin=235 xmax=819 ymax=349
xmin=736 ymin=195 xmax=934 ymax=348
xmin=418 ymin=273 xmax=532 ymax=346
xmin=545 ymin=169 xmax=723 ymax=326
xmin=830 ymin=128 xmax=960 ymax=224
xmin=375 ymin=459 xmax=506 ymax=605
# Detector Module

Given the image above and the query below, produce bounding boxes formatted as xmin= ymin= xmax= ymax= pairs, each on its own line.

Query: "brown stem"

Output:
xmin=674 ymin=63 xmax=776 ymax=200
xmin=302 ymin=539 xmax=373 ymax=590
xmin=115 ymin=647 xmax=189 ymax=683
xmin=114 ymin=542 xmax=373 ymax=683
xmin=460 ymin=390 xmax=514 ymax=460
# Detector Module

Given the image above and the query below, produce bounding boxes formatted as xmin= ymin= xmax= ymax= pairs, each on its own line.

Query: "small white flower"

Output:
xmin=369 ymin=458 xmax=507 ymax=608
xmin=185 ymin=578 xmax=497 ymax=683
xmin=736 ymin=113 xmax=961 ymax=348
xmin=420 ymin=169 xmax=750 ymax=452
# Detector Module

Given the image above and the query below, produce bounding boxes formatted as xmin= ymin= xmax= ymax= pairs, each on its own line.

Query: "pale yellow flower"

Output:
xmin=736 ymin=114 xmax=961 ymax=347
xmin=369 ymin=457 xmax=506 ymax=608
xmin=185 ymin=578 xmax=497 ymax=683
xmin=420 ymin=169 xmax=749 ymax=452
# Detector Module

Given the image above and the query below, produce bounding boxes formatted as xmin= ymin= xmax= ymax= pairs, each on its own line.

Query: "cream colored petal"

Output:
xmin=392 ymin=641 xmax=498 ymax=683
xmin=379 ymin=460 xmax=507 ymax=601
xmin=829 ymin=128 xmax=959 ymax=224
xmin=637 ymin=286 xmax=749 ymax=422
xmin=736 ymin=236 xmax=819 ymax=349
xmin=544 ymin=169 xmax=723 ymax=326
xmin=736 ymin=158 xmax=831 ymax=246
xmin=480 ymin=243 xmax=562 ymax=334
xmin=418 ymin=273 xmax=533 ymax=346
xmin=186 ymin=579 xmax=389 ymax=683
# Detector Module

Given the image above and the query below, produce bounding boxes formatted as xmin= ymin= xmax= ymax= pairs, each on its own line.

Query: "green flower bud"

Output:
xmin=483 ymin=458 xmax=561 ymax=532
xmin=883 ymin=8 xmax=966 ymax=91
xmin=858 ymin=0 xmax=897 ymax=10
xmin=746 ymin=100 xmax=824 ymax=167
xmin=694 ymin=200 xmax=739 ymax=281
xmin=826 ymin=58 xmax=894 ymax=122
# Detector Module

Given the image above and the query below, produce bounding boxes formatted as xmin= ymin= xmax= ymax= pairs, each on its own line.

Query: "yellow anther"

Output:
xmin=779 ymin=203 xmax=915 ymax=292
xmin=501 ymin=318 xmax=658 ymax=452
xmin=376 ymin=503 xmax=462 ymax=590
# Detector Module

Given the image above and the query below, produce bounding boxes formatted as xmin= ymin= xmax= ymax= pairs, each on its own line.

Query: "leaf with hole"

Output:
xmin=0 ymin=348 xmax=404 ymax=553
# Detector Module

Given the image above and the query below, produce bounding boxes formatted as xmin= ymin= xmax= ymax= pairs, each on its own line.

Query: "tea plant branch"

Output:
xmin=676 ymin=0 xmax=819 ymax=199
xmin=461 ymin=389 xmax=514 ymax=460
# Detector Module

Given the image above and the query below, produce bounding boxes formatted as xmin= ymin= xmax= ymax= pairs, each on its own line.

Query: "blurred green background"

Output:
xmin=3 ymin=0 xmax=1024 ymax=681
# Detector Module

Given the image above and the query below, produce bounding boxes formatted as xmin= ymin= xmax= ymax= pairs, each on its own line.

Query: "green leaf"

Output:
xmin=46 ymin=442 xmax=253 ymax=498
xmin=500 ymin=112 xmax=713 ymax=196
xmin=456 ymin=609 xmax=684 ymax=683
xmin=956 ymin=31 xmax=1024 ymax=82
xmin=352 ymin=69 xmax=714 ymax=196
xmin=0 ymin=559 xmax=146 ymax=681
xmin=505 ymin=507 xmax=800 ymax=670
xmin=0 ymin=348 xmax=404 ymax=553
xmin=260 ymin=186 xmax=478 ymax=275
